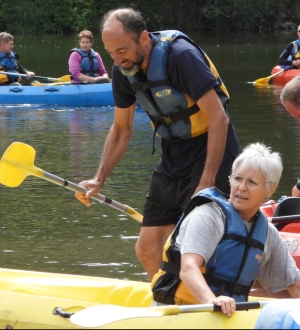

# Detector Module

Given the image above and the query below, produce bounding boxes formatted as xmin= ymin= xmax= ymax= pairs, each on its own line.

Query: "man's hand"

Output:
xmin=75 ymin=179 xmax=102 ymax=206
xmin=292 ymin=184 xmax=300 ymax=197
xmin=292 ymin=59 xmax=300 ymax=68
xmin=26 ymin=71 xmax=35 ymax=78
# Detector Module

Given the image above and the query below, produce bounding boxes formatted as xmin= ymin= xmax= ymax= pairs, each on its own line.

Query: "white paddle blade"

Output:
xmin=70 ymin=304 xmax=163 ymax=328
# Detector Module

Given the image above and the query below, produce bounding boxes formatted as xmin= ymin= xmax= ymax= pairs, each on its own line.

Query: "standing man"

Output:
xmin=280 ymin=76 xmax=300 ymax=197
xmin=75 ymin=8 xmax=241 ymax=281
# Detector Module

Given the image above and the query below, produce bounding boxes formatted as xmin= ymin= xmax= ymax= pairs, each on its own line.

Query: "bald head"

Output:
xmin=280 ymin=76 xmax=300 ymax=121
xmin=280 ymin=76 xmax=300 ymax=109
xmin=101 ymin=8 xmax=146 ymax=42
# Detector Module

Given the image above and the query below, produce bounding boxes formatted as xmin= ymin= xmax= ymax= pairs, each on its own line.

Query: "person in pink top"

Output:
xmin=68 ymin=30 xmax=110 ymax=84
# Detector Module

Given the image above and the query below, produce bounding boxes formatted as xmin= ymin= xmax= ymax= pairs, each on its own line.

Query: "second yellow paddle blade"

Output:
xmin=58 ymin=75 xmax=71 ymax=82
xmin=253 ymin=77 xmax=269 ymax=85
xmin=0 ymin=142 xmax=43 ymax=187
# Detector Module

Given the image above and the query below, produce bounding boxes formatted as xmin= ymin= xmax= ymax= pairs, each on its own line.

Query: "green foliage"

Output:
xmin=0 ymin=0 xmax=92 ymax=35
xmin=0 ymin=0 xmax=299 ymax=35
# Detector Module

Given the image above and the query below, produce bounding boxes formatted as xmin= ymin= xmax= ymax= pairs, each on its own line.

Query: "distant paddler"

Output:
xmin=0 ymin=32 xmax=35 ymax=85
xmin=68 ymin=30 xmax=110 ymax=84
xmin=278 ymin=24 xmax=300 ymax=69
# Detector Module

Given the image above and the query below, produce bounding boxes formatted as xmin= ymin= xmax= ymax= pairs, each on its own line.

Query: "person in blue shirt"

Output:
xmin=75 ymin=8 xmax=241 ymax=281
xmin=0 ymin=32 xmax=35 ymax=85
xmin=278 ymin=25 xmax=300 ymax=69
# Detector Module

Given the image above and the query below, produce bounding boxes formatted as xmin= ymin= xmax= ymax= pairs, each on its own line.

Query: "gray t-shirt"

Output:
xmin=177 ymin=202 xmax=300 ymax=293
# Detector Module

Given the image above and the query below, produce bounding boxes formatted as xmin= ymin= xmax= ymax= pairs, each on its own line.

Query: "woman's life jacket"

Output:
xmin=0 ymin=51 xmax=21 ymax=83
xmin=280 ymin=39 xmax=300 ymax=69
xmin=126 ymin=30 xmax=230 ymax=144
xmin=151 ymin=187 xmax=268 ymax=305
xmin=70 ymin=48 xmax=99 ymax=78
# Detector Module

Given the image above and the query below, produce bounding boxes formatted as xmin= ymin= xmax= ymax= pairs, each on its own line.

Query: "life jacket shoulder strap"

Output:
xmin=293 ymin=42 xmax=299 ymax=56
xmin=130 ymin=79 xmax=168 ymax=93
xmin=151 ymin=103 xmax=199 ymax=127
xmin=222 ymin=233 xmax=264 ymax=251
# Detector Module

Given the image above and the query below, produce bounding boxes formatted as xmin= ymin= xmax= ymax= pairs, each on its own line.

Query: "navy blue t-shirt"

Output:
xmin=111 ymin=33 xmax=240 ymax=178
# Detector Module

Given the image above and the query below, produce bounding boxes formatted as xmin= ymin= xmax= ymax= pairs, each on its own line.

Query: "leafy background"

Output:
xmin=0 ymin=0 xmax=300 ymax=35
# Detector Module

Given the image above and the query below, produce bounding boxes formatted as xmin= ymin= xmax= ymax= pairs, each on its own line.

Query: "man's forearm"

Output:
xmin=198 ymin=117 xmax=228 ymax=190
xmin=94 ymin=124 xmax=133 ymax=186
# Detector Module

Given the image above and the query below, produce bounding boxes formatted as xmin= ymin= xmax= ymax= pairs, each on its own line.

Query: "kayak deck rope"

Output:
xmin=53 ymin=307 xmax=74 ymax=319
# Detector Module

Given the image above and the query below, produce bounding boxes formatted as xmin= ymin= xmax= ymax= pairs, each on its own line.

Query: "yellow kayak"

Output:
xmin=0 ymin=267 xmax=270 ymax=329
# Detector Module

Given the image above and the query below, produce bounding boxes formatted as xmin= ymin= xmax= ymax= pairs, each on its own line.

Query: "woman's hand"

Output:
xmin=206 ymin=296 xmax=236 ymax=316
xmin=92 ymin=76 xmax=111 ymax=83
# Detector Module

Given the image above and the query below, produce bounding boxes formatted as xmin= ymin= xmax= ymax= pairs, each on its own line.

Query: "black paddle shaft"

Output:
xmin=178 ymin=300 xmax=268 ymax=313
xmin=271 ymin=215 xmax=300 ymax=224
xmin=213 ymin=301 xmax=262 ymax=311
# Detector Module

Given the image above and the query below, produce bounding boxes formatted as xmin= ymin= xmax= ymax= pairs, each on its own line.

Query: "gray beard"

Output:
xmin=119 ymin=63 xmax=141 ymax=76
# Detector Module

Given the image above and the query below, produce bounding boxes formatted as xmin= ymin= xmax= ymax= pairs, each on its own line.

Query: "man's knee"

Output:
xmin=135 ymin=237 xmax=161 ymax=260
xmin=135 ymin=239 xmax=152 ymax=259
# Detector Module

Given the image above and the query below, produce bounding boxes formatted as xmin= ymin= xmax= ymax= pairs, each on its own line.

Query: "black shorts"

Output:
xmin=142 ymin=150 xmax=235 ymax=227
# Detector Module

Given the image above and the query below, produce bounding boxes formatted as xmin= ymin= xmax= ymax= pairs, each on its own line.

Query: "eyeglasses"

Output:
xmin=228 ymin=174 xmax=269 ymax=190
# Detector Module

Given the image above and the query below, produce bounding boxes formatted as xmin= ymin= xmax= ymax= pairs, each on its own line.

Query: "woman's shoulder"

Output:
xmin=266 ymin=221 xmax=282 ymax=243
xmin=69 ymin=51 xmax=81 ymax=59
xmin=184 ymin=202 xmax=225 ymax=228
xmin=267 ymin=221 xmax=280 ymax=233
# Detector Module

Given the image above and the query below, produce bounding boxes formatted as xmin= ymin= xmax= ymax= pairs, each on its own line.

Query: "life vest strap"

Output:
xmin=152 ymin=103 xmax=199 ymax=126
xmin=223 ymin=233 xmax=264 ymax=251
xmin=204 ymin=273 xmax=253 ymax=296
xmin=161 ymin=261 xmax=180 ymax=275
xmin=131 ymin=79 xmax=168 ymax=93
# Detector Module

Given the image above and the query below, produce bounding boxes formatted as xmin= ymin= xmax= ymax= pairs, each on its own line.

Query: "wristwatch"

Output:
xmin=296 ymin=180 xmax=300 ymax=190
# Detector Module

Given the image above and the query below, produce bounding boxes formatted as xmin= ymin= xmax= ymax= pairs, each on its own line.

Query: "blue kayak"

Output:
xmin=1 ymin=82 xmax=114 ymax=107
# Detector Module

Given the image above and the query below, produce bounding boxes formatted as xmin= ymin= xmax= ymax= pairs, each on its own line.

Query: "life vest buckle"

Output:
xmin=161 ymin=115 xmax=174 ymax=125
xmin=228 ymin=282 xmax=242 ymax=295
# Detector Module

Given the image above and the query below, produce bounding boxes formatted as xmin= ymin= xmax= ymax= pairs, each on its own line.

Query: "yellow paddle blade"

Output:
xmin=252 ymin=77 xmax=270 ymax=85
xmin=32 ymin=75 xmax=71 ymax=85
xmin=70 ymin=305 xmax=180 ymax=327
xmin=31 ymin=82 xmax=71 ymax=86
xmin=57 ymin=75 xmax=71 ymax=82
xmin=0 ymin=142 xmax=43 ymax=187
xmin=253 ymin=66 xmax=292 ymax=85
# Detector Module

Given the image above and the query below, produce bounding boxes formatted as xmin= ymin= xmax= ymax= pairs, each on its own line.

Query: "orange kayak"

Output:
xmin=271 ymin=65 xmax=300 ymax=85
xmin=261 ymin=198 xmax=300 ymax=268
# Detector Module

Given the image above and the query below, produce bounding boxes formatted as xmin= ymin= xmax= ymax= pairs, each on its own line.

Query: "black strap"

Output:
xmin=223 ymin=233 xmax=264 ymax=251
xmin=161 ymin=261 xmax=180 ymax=275
xmin=162 ymin=260 xmax=252 ymax=296
xmin=204 ymin=274 xmax=252 ymax=296
xmin=151 ymin=103 xmax=199 ymax=127
xmin=130 ymin=79 xmax=168 ymax=93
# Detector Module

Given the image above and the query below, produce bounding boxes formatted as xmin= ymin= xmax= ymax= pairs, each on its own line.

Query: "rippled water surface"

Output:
xmin=1 ymin=31 xmax=300 ymax=282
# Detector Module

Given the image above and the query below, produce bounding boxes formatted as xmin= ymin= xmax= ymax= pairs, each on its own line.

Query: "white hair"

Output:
xmin=280 ymin=76 xmax=300 ymax=108
xmin=231 ymin=142 xmax=282 ymax=189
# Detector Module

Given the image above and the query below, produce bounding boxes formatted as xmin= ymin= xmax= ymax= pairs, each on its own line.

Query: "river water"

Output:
xmin=0 ymin=30 xmax=299 ymax=283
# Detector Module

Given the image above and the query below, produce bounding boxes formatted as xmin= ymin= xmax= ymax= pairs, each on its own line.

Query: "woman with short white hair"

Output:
xmin=152 ymin=142 xmax=300 ymax=316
